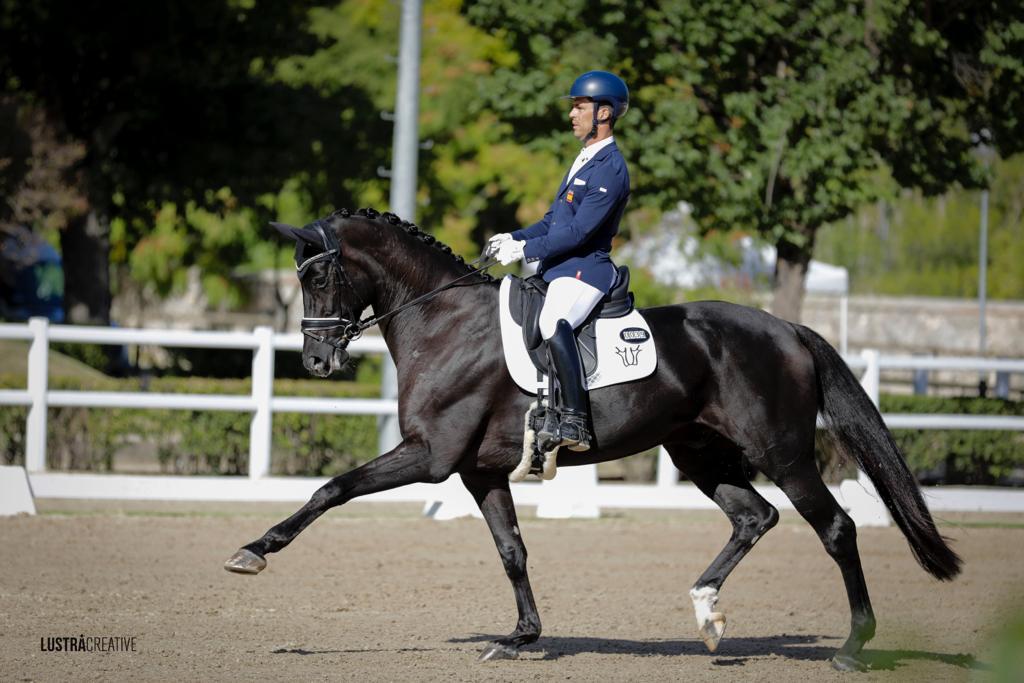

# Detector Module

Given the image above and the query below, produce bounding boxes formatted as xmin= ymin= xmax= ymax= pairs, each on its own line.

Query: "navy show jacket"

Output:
xmin=510 ymin=141 xmax=630 ymax=293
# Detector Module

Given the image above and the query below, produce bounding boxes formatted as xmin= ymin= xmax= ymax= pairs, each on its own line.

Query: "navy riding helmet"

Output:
xmin=567 ymin=70 xmax=629 ymax=136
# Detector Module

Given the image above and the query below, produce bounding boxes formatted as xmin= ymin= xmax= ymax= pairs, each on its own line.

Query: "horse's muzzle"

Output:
xmin=303 ymin=347 xmax=349 ymax=377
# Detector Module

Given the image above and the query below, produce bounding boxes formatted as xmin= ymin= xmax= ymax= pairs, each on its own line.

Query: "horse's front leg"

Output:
xmin=224 ymin=438 xmax=442 ymax=573
xmin=461 ymin=471 xmax=542 ymax=661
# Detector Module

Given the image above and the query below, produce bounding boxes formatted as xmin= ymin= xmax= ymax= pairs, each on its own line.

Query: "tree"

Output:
xmin=815 ymin=153 xmax=1024 ymax=300
xmin=464 ymin=0 xmax=1024 ymax=321
xmin=274 ymin=0 xmax=560 ymax=256
xmin=0 ymin=0 xmax=383 ymax=324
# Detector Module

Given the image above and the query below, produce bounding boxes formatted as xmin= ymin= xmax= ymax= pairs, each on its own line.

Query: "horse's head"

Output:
xmin=272 ymin=219 xmax=366 ymax=377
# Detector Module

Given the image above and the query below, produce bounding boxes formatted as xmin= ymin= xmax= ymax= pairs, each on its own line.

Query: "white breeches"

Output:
xmin=539 ymin=277 xmax=605 ymax=340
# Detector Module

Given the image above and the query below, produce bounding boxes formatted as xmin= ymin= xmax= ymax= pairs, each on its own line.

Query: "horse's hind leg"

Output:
xmin=760 ymin=455 xmax=876 ymax=672
xmin=666 ymin=443 xmax=779 ymax=652
xmin=460 ymin=471 xmax=541 ymax=661
xmin=224 ymin=439 xmax=442 ymax=573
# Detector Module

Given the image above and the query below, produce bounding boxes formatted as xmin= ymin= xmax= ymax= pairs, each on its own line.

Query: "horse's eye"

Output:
xmin=312 ymin=274 xmax=329 ymax=288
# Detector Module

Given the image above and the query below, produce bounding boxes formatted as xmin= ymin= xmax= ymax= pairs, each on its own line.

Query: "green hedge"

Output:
xmin=813 ymin=394 xmax=1024 ymax=485
xmin=2 ymin=375 xmax=1021 ymax=484
xmin=882 ymin=394 xmax=1024 ymax=485
xmin=0 ymin=374 xmax=380 ymax=476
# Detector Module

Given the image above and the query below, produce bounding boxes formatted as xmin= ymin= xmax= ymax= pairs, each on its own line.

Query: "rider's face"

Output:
xmin=569 ymin=97 xmax=610 ymax=142
xmin=569 ymin=98 xmax=595 ymax=140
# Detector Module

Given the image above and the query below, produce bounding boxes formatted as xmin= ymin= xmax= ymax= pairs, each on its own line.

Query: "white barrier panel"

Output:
xmin=0 ymin=466 xmax=36 ymax=515
xmin=921 ymin=486 xmax=1024 ymax=513
xmin=23 ymin=471 xmax=1022 ymax=516
xmin=838 ymin=479 xmax=891 ymax=527
xmin=536 ymin=465 xmax=601 ymax=519
xmin=422 ymin=475 xmax=484 ymax=520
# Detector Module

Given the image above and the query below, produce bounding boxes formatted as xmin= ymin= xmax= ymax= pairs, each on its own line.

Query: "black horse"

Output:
xmin=224 ymin=208 xmax=960 ymax=671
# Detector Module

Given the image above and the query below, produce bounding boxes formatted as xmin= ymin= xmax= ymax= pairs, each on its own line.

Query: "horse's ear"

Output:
xmin=270 ymin=222 xmax=299 ymax=240
xmin=270 ymin=222 xmax=322 ymax=246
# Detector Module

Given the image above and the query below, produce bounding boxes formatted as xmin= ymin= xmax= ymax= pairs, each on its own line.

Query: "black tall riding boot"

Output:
xmin=538 ymin=319 xmax=592 ymax=452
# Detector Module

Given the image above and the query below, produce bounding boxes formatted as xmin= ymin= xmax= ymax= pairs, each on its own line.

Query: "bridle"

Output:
xmin=297 ymin=220 xmax=496 ymax=351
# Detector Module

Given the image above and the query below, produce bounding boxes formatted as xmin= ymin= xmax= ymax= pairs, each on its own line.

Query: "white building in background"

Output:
xmin=619 ymin=201 xmax=851 ymax=350
xmin=620 ymin=201 xmax=849 ymax=296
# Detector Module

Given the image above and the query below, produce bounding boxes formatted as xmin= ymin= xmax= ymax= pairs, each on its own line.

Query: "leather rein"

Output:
xmin=298 ymin=221 xmax=496 ymax=350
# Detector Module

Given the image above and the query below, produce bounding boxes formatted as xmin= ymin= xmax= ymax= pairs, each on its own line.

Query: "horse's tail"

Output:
xmin=793 ymin=324 xmax=962 ymax=581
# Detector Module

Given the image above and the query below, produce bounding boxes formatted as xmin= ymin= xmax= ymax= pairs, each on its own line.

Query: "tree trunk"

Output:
xmin=771 ymin=230 xmax=815 ymax=323
xmin=61 ymin=209 xmax=110 ymax=325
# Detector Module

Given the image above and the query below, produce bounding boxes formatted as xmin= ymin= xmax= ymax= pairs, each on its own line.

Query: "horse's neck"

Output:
xmin=363 ymin=246 xmax=454 ymax=314
xmin=353 ymin=231 xmax=477 ymax=343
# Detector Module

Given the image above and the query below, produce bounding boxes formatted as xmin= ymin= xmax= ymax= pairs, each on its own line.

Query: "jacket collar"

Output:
xmin=559 ymin=141 xmax=618 ymax=197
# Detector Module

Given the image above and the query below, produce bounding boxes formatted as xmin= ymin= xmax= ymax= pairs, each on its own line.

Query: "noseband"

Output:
xmin=298 ymin=221 xmax=495 ymax=352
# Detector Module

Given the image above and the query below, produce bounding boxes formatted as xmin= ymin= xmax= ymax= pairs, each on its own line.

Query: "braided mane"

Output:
xmin=330 ymin=207 xmax=495 ymax=283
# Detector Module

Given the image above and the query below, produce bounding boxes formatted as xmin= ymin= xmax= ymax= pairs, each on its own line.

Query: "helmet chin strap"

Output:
xmin=586 ymin=102 xmax=612 ymax=143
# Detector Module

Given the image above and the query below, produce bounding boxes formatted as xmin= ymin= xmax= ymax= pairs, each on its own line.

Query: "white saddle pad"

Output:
xmin=499 ymin=276 xmax=657 ymax=395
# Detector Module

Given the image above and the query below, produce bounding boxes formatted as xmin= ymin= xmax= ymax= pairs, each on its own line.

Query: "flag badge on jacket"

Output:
xmin=566 ymin=190 xmax=574 ymax=203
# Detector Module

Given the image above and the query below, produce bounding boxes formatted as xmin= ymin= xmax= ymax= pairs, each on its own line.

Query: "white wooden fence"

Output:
xmin=1 ymin=318 xmax=1023 ymax=521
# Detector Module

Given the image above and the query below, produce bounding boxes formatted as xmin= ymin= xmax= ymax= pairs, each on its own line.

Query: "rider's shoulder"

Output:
xmin=592 ymin=146 xmax=629 ymax=181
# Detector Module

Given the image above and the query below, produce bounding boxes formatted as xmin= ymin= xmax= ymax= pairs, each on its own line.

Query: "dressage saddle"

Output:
xmin=507 ymin=266 xmax=633 ymax=377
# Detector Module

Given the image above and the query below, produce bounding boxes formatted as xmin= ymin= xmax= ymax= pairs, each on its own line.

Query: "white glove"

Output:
xmin=496 ymin=239 xmax=525 ymax=266
xmin=484 ymin=232 xmax=512 ymax=258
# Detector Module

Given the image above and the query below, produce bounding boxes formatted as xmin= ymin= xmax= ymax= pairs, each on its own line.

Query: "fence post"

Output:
xmin=841 ymin=348 xmax=890 ymax=527
xmin=656 ymin=446 xmax=677 ymax=489
xmin=379 ymin=354 xmax=401 ymax=454
xmin=249 ymin=326 xmax=274 ymax=480
xmin=917 ymin=356 xmax=933 ymax=397
xmin=839 ymin=294 xmax=848 ymax=355
xmin=25 ymin=317 xmax=50 ymax=472
xmin=860 ymin=349 xmax=880 ymax=407
xmin=912 ymin=368 xmax=929 ymax=395
xmin=995 ymin=371 xmax=1010 ymax=399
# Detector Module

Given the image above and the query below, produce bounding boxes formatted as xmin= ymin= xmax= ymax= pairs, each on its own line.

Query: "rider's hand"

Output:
xmin=484 ymin=233 xmax=512 ymax=258
xmin=496 ymin=239 xmax=525 ymax=266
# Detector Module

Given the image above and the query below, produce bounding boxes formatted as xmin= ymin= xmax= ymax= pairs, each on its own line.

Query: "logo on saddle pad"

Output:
xmin=499 ymin=276 xmax=657 ymax=394
xmin=615 ymin=346 xmax=642 ymax=367
xmin=619 ymin=328 xmax=649 ymax=344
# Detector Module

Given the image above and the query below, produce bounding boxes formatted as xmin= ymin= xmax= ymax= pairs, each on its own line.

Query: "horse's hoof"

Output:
xmin=478 ymin=642 xmax=519 ymax=661
xmin=831 ymin=653 xmax=867 ymax=672
xmin=699 ymin=611 xmax=727 ymax=652
xmin=223 ymin=548 xmax=267 ymax=574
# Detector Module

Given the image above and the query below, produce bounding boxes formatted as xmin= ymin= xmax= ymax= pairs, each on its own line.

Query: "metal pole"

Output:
xmin=839 ymin=294 xmax=848 ymax=356
xmin=390 ymin=0 xmax=421 ymax=223
xmin=379 ymin=0 xmax=422 ymax=454
xmin=978 ymin=188 xmax=989 ymax=396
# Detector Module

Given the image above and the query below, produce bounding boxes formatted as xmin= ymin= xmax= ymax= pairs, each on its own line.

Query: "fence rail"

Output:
xmin=1 ymin=318 xmax=1022 ymax=519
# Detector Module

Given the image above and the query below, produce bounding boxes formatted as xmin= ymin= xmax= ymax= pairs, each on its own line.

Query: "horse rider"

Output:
xmin=486 ymin=70 xmax=631 ymax=453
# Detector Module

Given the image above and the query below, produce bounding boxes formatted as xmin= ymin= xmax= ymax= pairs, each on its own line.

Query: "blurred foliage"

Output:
xmin=991 ymin=607 xmax=1024 ymax=683
xmin=0 ymin=0 xmax=383 ymax=316
xmin=3 ymin=0 xmax=1023 ymax=325
xmin=465 ymin=0 xmax=1024 ymax=318
xmin=814 ymin=393 xmax=1024 ymax=485
xmin=882 ymin=394 xmax=1024 ymax=485
xmin=0 ymin=96 xmax=87 ymax=233
xmin=817 ymin=154 xmax=1024 ymax=299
